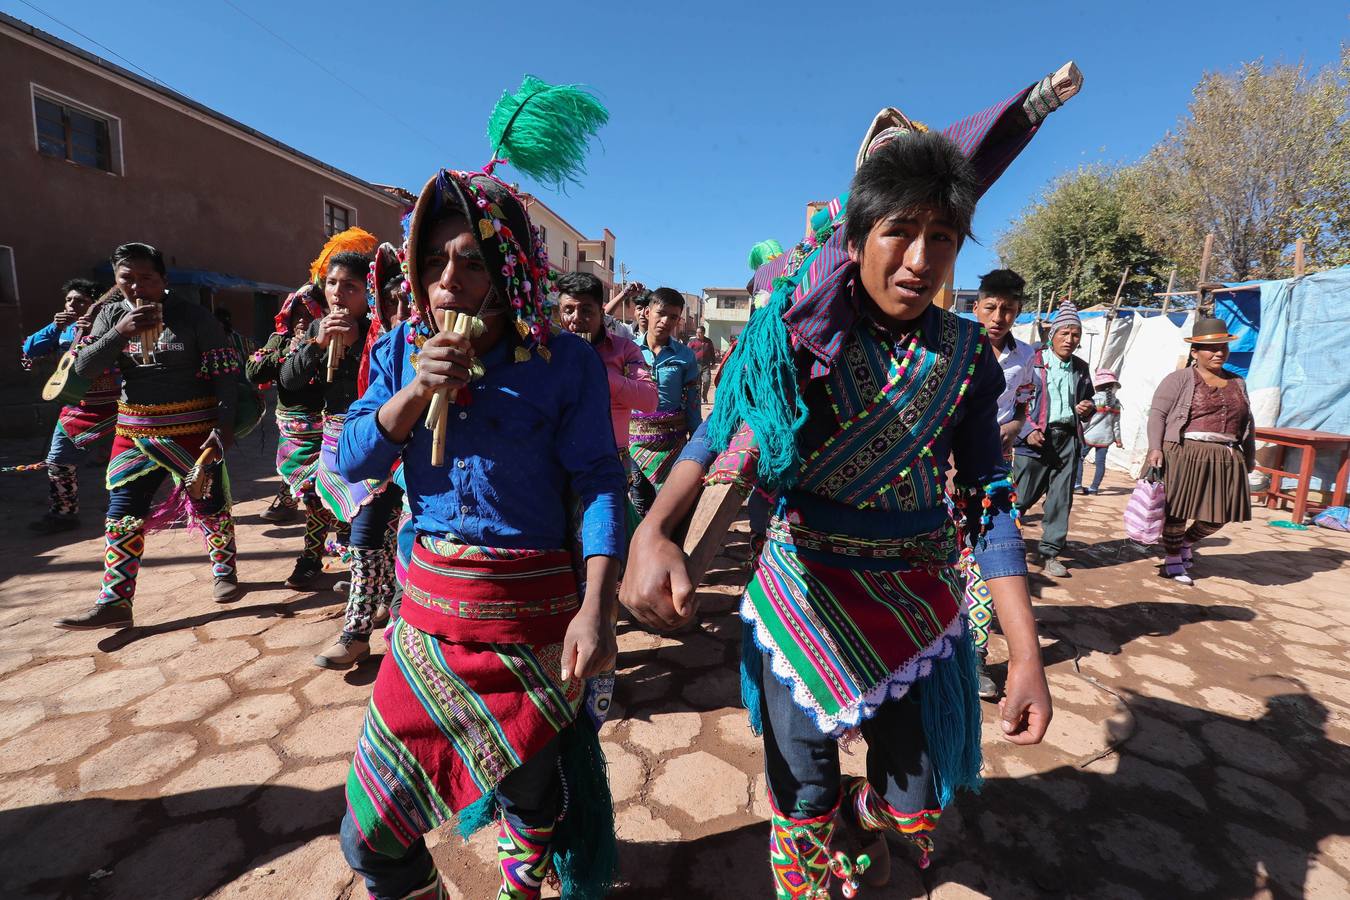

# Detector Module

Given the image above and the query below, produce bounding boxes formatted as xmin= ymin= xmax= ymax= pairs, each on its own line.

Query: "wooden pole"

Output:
xmin=1196 ymin=233 xmax=1215 ymax=315
xmin=1294 ymin=238 xmax=1306 ymax=277
xmin=1097 ymin=266 xmax=1130 ymax=369
xmin=681 ymin=482 xmax=752 ymax=595
xmin=1160 ymin=268 xmax=1177 ymax=315
xmin=428 ymin=309 xmax=458 ymax=465
xmin=137 ymin=296 xmax=161 ymax=365
xmin=326 ymin=321 xmax=344 ymax=382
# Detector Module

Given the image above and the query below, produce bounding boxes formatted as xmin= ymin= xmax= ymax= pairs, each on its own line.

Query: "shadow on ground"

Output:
xmin=927 ymin=691 xmax=1350 ymax=899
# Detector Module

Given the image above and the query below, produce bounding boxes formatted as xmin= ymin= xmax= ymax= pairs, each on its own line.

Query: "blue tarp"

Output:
xmin=94 ymin=262 xmax=291 ymax=295
xmin=1004 ymin=309 xmax=1188 ymax=326
xmin=1214 ymin=282 xmax=1263 ymax=377
xmin=1245 ymin=267 xmax=1350 ymax=491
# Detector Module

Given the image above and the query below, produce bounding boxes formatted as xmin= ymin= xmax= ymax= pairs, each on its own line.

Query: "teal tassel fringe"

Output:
xmin=704 ymin=282 xmax=808 ymax=489
xmin=488 ymin=75 xmax=609 ymax=190
xmin=552 ymin=722 xmax=617 ymax=900
xmin=454 ymin=791 xmax=496 ymax=841
xmin=919 ymin=622 xmax=985 ymax=808
xmin=741 ymin=621 xmax=765 ymax=736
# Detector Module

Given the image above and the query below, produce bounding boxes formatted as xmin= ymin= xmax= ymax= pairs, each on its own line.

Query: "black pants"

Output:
xmin=1013 ymin=425 xmax=1079 ymax=558
xmin=760 ymin=652 xmax=936 ymax=819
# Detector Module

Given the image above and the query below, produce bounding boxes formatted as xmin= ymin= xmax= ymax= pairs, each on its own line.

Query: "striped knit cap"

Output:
xmin=1049 ymin=299 xmax=1082 ymax=337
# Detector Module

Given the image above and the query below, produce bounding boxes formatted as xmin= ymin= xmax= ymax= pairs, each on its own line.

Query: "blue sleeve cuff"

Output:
xmin=337 ymin=405 xmax=403 ymax=483
xmin=676 ymin=419 xmax=716 ymax=469
xmin=971 ymin=508 xmax=1027 ymax=579
xmin=580 ymin=490 xmax=626 ymax=562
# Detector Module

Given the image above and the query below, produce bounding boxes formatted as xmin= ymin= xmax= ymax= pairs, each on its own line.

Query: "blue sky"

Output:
xmin=7 ymin=0 xmax=1347 ymax=293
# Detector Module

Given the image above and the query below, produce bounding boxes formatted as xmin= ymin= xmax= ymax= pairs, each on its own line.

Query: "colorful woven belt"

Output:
xmin=115 ymin=397 xmax=218 ymax=438
xmin=767 ymin=515 xmax=956 ymax=569
xmin=629 ymin=410 xmax=687 ymax=440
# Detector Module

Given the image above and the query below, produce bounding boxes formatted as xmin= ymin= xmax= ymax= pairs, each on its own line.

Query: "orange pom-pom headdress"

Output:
xmin=308 ymin=227 xmax=379 ymax=285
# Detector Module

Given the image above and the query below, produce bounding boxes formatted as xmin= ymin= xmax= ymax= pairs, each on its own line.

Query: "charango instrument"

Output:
xmin=41 ymin=287 xmax=119 ymax=404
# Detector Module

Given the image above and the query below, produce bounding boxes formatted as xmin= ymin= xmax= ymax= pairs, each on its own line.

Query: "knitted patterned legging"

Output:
xmin=1162 ymin=517 xmax=1222 ymax=556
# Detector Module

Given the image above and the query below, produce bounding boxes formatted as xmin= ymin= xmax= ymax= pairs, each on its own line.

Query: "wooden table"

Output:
xmin=1253 ymin=427 xmax=1350 ymax=523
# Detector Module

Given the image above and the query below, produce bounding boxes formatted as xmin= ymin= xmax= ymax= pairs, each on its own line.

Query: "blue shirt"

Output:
xmin=640 ymin=336 xmax=702 ymax=432
xmin=23 ymin=322 xmax=77 ymax=359
xmin=1045 ymin=354 xmax=1076 ymax=424
xmin=338 ymin=326 xmax=627 ymax=561
xmin=679 ymin=301 xmax=1025 ymax=580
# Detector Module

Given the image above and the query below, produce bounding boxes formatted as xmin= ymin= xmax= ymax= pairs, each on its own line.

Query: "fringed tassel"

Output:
xmin=918 ymin=621 xmax=984 ymax=808
xmin=455 ymin=792 xmax=497 ymax=842
xmin=705 ymin=283 xmax=808 ymax=489
xmin=143 ymin=480 xmax=193 ymax=534
xmin=552 ymin=721 xmax=617 ymax=900
xmin=741 ymin=622 xmax=765 ymax=736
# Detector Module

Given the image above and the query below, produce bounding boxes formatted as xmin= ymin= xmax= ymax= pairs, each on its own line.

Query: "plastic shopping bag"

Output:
xmin=1124 ymin=467 xmax=1166 ymax=544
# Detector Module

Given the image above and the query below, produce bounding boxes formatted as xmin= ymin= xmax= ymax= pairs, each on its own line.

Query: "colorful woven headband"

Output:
xmin=273 ymin=283 xmax=325 ymax=335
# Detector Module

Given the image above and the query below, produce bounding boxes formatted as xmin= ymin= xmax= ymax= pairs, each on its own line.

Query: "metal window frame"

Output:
xmin=29 ymin=82 xmax=123 ymax=175
xmin=322 ymin=195 xmax=357 ymax=236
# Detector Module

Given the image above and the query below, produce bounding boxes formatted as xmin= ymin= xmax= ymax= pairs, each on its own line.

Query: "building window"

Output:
xmin=32 ymin=90 xmax=117 ymax=172
xmin=324 ymin=199 xmax=353 ymax=236
xmin=578 ymin=249 xmax=587 ymax=263
xmin=538 ymin=225 xmax=547 ymax=245
xmin=0 ymin=246 xmax=18 ymax=306
xmin=562 ymin=241 xmax=570 ymax=258
xmin=609 ymin=255 xmax=614 ymax=272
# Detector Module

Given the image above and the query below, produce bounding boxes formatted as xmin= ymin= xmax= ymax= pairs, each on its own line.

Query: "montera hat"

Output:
xmin=400 ymin=76 xmax=607 ymax=362
xmin=1184 ymin=317 xmax=1239 ymax=344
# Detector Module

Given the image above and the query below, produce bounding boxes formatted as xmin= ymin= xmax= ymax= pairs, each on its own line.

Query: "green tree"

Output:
xmin=997 ymin=166 xmax=1169 ymax=309
xmin=1123 ymin=53 xmax=1349 ymax=281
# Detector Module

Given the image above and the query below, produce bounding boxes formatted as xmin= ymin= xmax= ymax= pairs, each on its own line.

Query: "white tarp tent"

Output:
xmin=1012 ymin=310 xmax=1195 ymax=478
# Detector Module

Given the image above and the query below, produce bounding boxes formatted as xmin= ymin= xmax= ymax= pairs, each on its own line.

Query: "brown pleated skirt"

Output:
xmin=1163 ymin=439 xmax=1251 ymax=524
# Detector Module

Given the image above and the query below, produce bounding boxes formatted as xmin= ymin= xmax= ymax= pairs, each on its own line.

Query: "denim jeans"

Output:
xmin=106 ymin=462 xmax=227 ymax=519
xmin=47 ymin=425 xmax=87 ymax=466
xmin=340 ymin=735 xmax=561 ymax=900
xmin=760 ymin=651 xmax=936 ymax=820
xmin=1074 ymin=444 xmax=1109 ymax=491
xmin=348 ymin=485 xmax=404 ymax=550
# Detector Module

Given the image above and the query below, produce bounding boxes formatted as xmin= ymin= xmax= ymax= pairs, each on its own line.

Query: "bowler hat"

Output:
xmin=1184 ymin=317 xmax=1239 ymax=344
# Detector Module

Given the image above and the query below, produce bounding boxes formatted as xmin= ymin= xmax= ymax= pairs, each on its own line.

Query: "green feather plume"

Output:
xmin=487 ymin=75 xmax=608 ymax=189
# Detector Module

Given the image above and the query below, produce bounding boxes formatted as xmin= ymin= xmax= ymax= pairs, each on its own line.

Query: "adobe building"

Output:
xmin=0 ymin=11 xmax=407 ymax=375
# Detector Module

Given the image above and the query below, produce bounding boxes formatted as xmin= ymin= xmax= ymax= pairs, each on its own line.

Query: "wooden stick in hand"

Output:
xmin=680 ymin=481 xmax=752 ymax=602
xmin=137 ymin=297 xmax=159 ymax=365
xmin=326 ymin=331 xmax=344 ymax=383
xmin=429 ymin=308 xmax=459 ymax=467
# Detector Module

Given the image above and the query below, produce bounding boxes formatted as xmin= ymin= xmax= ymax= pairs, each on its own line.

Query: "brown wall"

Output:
xmin=0 ymin=25 xmax=406 ymax=362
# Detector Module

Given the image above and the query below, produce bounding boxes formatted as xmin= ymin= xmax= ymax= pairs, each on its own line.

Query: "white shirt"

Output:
xmin=994 ymin=336 xmax=1037 ymax=426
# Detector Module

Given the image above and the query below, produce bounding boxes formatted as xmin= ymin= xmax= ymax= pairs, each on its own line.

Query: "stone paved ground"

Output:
xmin=1 ymin=420 xmax=1348 ymax=899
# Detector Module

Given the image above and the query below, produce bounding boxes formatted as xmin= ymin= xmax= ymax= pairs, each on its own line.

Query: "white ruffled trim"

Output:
xmin=741 ymin=590 xmax=964 ymax=740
